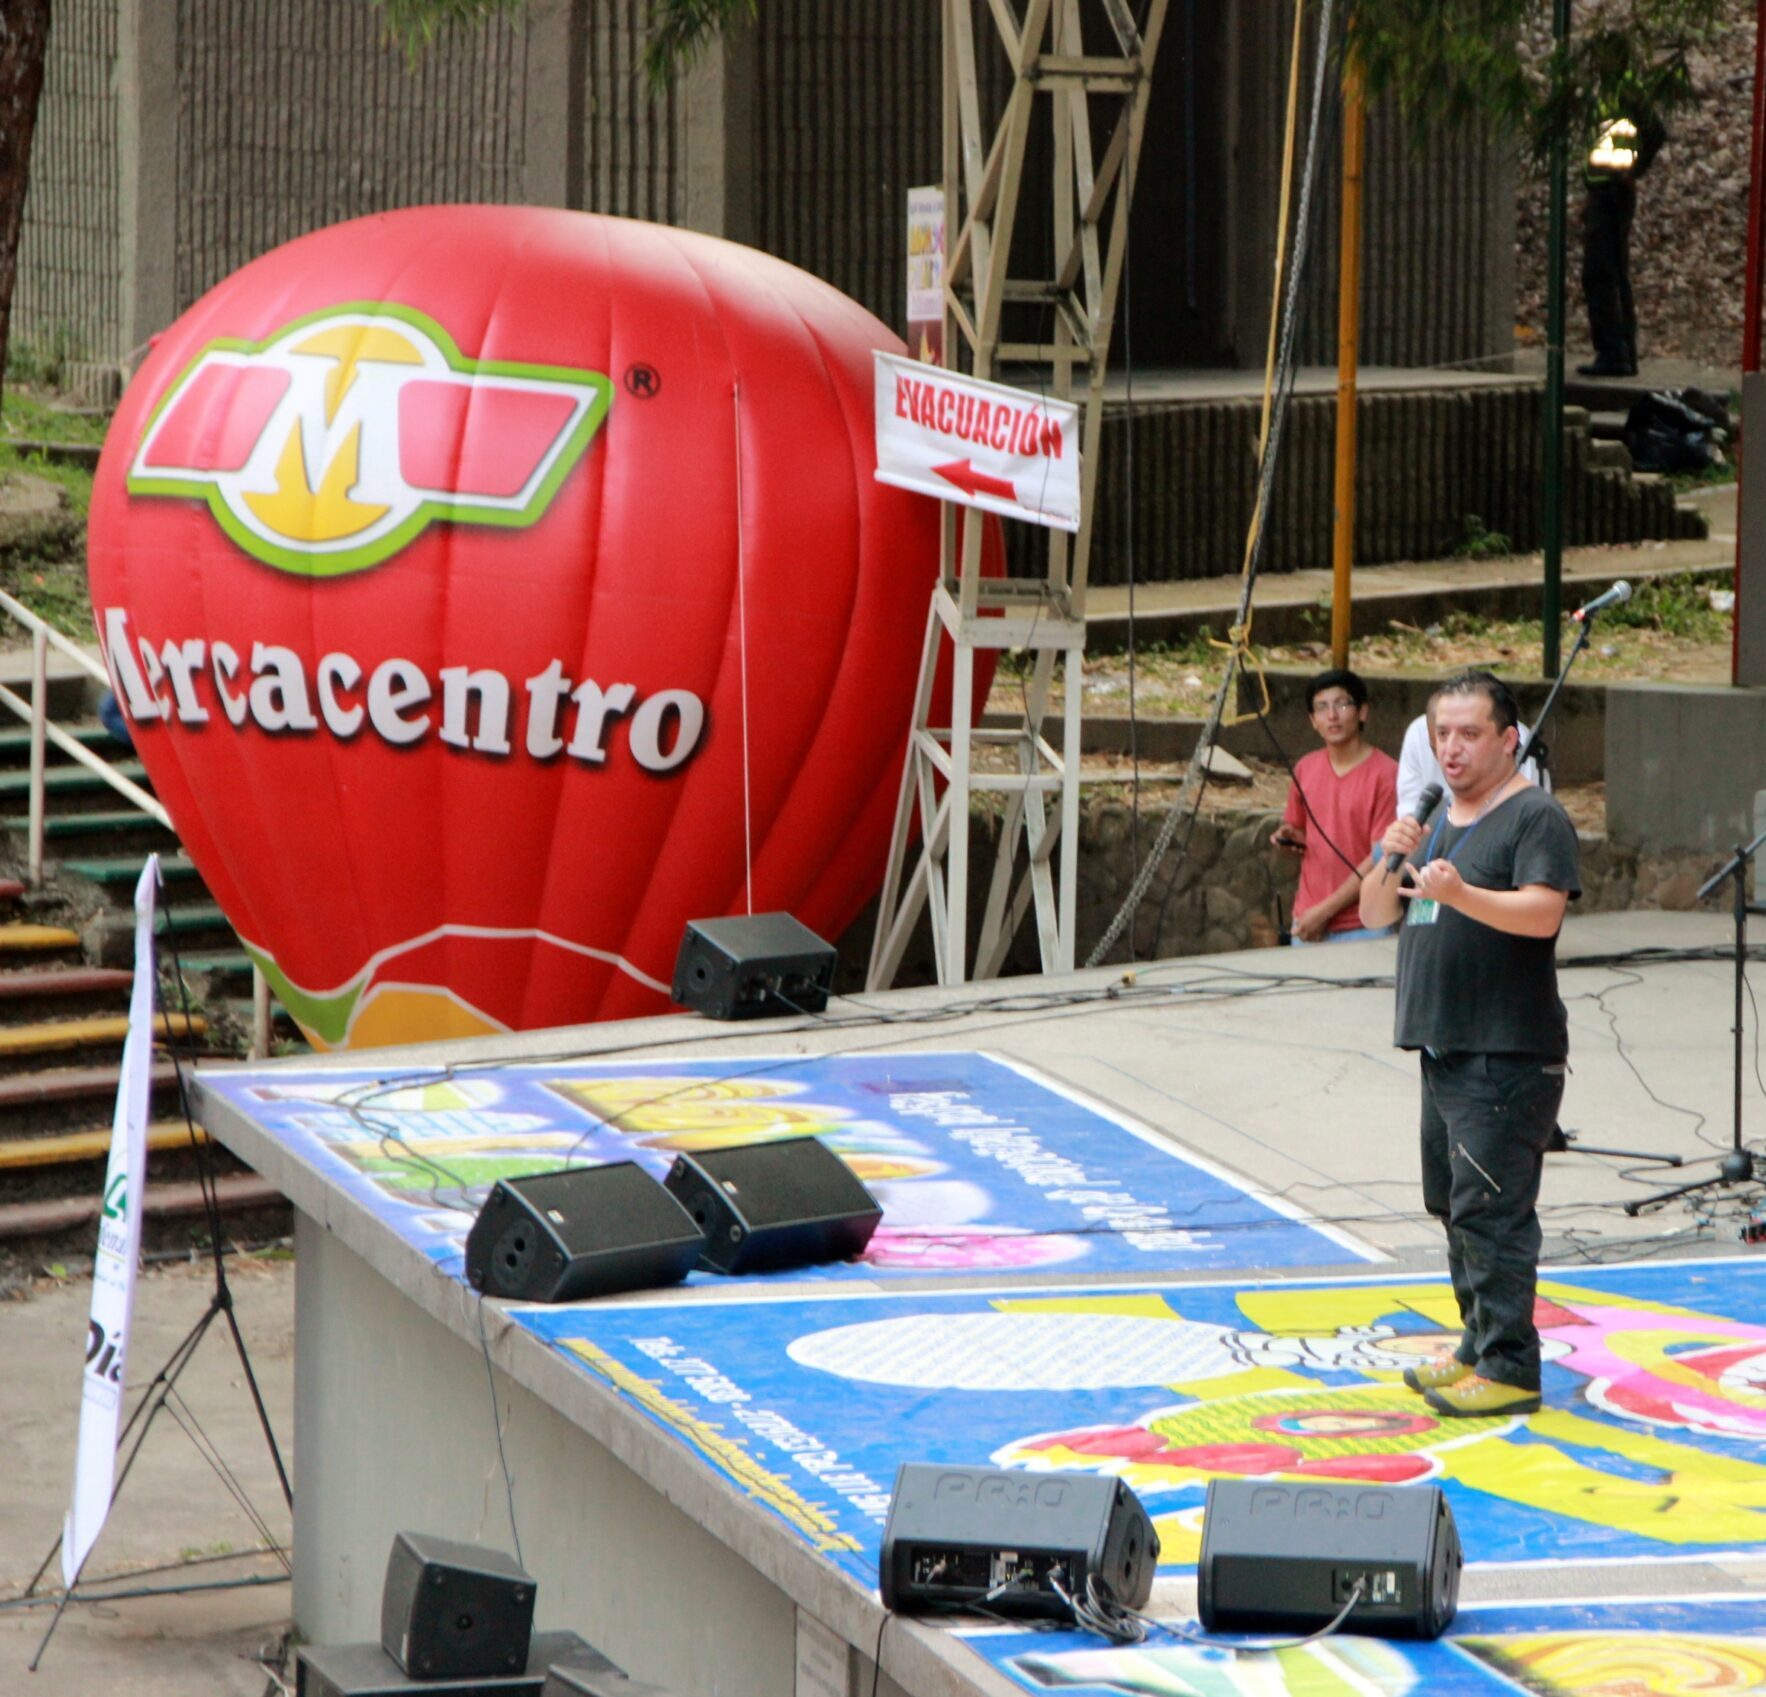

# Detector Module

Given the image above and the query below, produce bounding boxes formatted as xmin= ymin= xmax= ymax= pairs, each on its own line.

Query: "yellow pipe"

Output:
xmin=1331 ymin=48 xmax=1367 ymax=669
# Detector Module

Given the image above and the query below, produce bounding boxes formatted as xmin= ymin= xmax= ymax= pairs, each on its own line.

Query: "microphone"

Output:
xmin=1572 ymin=580 xmax=1632 ymax=623
xmin=1384 ymin=783 xmax=1445 ymax=882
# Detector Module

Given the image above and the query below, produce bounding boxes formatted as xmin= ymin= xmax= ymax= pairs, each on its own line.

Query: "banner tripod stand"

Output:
xmin=21 ymin=875 xmax=291 ymax=1671
xmin=1624 ymin=826 xmax=1766 ymax=1216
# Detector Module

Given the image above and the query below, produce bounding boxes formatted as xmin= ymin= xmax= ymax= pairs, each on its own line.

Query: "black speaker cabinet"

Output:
xmin=298 ymin=1631 xmax=604 ymax=1697
xmin=880 ymin=1463 xmax=1159 ymax=1621
xmin=671 ymin=913 xmax=836 ymax=1020
xmin=380 ymin=1532 xmax=536 ymax=1679
xmin=663 ymin=1136 xmax=881 ymax=1274
xmin=465 ymin=1164 xmax=704 ymax=1302
xmin=1198 ymin=1480 xmax=1462 ymax=1640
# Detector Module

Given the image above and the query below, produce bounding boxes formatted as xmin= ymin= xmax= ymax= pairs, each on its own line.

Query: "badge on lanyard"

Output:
xmin=1407 ymin=898 xmax=1439 ymax=926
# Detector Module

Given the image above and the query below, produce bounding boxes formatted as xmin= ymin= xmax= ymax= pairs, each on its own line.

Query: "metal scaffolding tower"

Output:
xmin=869 ymin=0 xmax=1171 ymax=990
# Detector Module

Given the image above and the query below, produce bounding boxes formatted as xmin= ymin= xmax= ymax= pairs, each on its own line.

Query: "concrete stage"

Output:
xmin=194 ymin=909 xmax=1766 ymax=1695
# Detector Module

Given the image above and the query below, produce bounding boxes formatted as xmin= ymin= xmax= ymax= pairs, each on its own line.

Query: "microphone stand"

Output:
xmin=1624 ymin=825 xmax=1766 ymax=1215
xmin=1518 ymin=597 xmax=1682 ymax=1168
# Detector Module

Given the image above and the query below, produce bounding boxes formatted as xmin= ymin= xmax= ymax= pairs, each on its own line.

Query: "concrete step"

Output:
xmin=1586 ymin=438 xmax=1633 ymax=473
xmin=1589 ymin=409 xmax=1628 ymax=441
xmin=0 ymin=922 xmax=82 ymax=953
xmin=0 ymin=966 xmax=132 ymax=1000
xmin=0 ymin=1011 xmax=205 ymax=1060
xmin=0 ymin=1120 xmax=208 ymax=1170
xmin=0 ymin=1060 xmax=178 ymax=1108
xmin=0 ymin=759 xmax=150 ymax=799
xmin=0 ymin=722 xmax=120 ymax=763
xmin=153 ymin=900 xmax=229 ymax=937
xmin=7 ymin=439 xmax=102 ymax=470
xmin=59 ymin=853 xmax=199 ymax=888
xmin=5 ymin=809 xmax=162 ymax=837
xmin=0 ymin=1172 xmax=285 ymax=1241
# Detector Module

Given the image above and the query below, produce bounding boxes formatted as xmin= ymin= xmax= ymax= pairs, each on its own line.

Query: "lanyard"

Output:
xmin=1422 ymin=781 xmax=1513 ymax=868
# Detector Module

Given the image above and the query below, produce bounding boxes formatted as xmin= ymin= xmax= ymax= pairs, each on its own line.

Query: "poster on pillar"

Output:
xmin=87 ymin=206 xmax=1003 ymax=1050
xmin=874 ymin=352 xmax=1081 ymax=530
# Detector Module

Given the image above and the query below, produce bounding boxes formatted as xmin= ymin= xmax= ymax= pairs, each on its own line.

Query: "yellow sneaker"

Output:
xmin=1422 ymin=1374 xmax=1541 ymax=1418
xmin=1401 ymin=1354 xmax=1472 ymax=1394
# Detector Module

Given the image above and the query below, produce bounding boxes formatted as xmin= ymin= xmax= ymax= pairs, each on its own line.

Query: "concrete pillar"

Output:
xmin=116 ymin=0 xmax=178 ymax=366
xmin=1739 ymin=373 xmax=1766 ymax=686
xmin=522 ymin=0 xmax=584 ymax=209
xmin=677 ymin=30 xmax=758 ymax=245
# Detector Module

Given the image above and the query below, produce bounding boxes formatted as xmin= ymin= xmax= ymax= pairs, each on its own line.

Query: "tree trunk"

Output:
xmin=0 ymin=0 xmax=53 ymax=414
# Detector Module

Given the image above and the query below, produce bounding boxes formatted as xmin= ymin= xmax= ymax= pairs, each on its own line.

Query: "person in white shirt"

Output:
xmin=1397 ymin=695 xmax=1549 ymax=818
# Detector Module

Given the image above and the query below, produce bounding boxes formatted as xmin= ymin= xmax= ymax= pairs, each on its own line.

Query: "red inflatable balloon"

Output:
xmin=88 ymin=207 xmax=989 ymax=1048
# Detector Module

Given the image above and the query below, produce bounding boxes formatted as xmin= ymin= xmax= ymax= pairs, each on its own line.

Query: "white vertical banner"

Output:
xmin=62 ymin=854 xmax=160 ymax=1588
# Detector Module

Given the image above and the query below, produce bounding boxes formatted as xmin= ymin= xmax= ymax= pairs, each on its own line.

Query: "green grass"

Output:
xmin=0 ymin=382 xmax=102 ymax=637
xmin=1 ymin=382 xmax=109 ymax=446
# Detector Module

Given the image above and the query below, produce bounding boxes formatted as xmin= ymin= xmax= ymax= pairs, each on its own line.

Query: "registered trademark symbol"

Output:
xmin=624 ymin=363 xmax=661 ymax=399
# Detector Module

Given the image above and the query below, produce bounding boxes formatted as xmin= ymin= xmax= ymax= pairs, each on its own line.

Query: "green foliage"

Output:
xmin=1599 ymin=570 xmax=1728 ymax=639
xmin=1449 ymin=513 xmax=1513 ymax=559
xmin=1345 ymin=0 xmax=1725 ymax=161
xmin=370 ymin=0 xmax=528 ymax=67
xmin=643 ymin=0 xmax=757 ymax=86
xmin=3 ymin=323 xmax=78 ymax=390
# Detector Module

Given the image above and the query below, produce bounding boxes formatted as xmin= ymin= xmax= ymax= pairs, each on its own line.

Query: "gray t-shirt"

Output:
xmin=1393 ymin=785 xmax=1581 ymax=1058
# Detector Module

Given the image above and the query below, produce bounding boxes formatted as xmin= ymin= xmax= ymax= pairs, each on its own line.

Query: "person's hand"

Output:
xmin=1404 ymin=859 xmax=1466 ymax=908
xmin=1271 ymin=823 xmax=1306 ymax=855
xmin=1379 ymin=815 xmax=1425 ymax=873
xmin=1293 ymin=904 xmax=1332 ymax=943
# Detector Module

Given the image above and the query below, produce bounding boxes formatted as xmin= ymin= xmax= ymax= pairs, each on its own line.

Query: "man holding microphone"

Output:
xmin=1360 ymin=671 xmax=1580 ymax=1417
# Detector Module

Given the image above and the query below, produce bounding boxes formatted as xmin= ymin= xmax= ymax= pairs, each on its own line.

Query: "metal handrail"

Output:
xmin=0 ymin=592 xmax=172 ymax=883
xmin=0 ymin=594 xmax=273 ymax=1056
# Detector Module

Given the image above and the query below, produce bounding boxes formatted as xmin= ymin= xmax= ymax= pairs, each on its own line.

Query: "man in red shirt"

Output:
xmin=1271 ymin=669 xmax=1400 ymax=943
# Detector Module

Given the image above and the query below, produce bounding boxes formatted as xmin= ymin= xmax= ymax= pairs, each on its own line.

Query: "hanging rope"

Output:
xmin=1087 ymin=0 xmax=1336 ymax=967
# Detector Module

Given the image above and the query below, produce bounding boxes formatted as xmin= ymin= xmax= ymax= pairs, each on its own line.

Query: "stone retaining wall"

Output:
xmin=838 ymin=798 xmax=1736 ymax=986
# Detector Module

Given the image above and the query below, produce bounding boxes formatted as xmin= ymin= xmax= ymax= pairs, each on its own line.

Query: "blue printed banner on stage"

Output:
xmin=200 ymin=1051 xmax=1376 ymax=1279
xmin=514 ymin=1260 xmax=1766 ymax=1588
xmin=966 ymin=1595 xmax=1766 ymax=1695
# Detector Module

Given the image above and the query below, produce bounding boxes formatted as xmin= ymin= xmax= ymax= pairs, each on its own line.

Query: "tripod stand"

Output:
xmin=1624 ymin=826 xmax=1766 ymax=1215
xmin=21 ymin=874 xmax=292 ymax=1670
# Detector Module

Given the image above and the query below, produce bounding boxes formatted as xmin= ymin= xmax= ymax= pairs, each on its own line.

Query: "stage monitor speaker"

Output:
xmin=380 ymin=1532 xmax=535 ymax=1679
xmin=465 ymin=1164 xmax=703 ymax=1303
xmin=671 ymin=913 xmax=836 ymax=1020
xmin=543 ymin=1669 xmax=678 ymax=1696
xmin=299 ymin=1630 xmax=603 ymax=1697
xmin=663 ymin=1136 xmax=881 ymax=1274
xmin=1198 ymin=1479 xmax=1461 ymax=1640
xmin=879 ymin=1463 xmax=1158 ymax=1621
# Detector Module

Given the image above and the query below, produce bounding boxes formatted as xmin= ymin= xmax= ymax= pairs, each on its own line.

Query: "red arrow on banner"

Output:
xmin=933 ymin=459 xmax=1019 ymax=503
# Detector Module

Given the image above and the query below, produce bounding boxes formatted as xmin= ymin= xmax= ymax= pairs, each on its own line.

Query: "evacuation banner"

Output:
xmin=962 ymin=1595 xmax=1766 ymax=1696
xmin=200 ymin=1050 xmax=1378 ymax=1281
xmin=512 ymin=1259 xmax=1766 ymax=1588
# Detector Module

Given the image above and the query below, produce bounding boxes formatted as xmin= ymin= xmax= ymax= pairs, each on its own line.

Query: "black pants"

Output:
xmin=1419 ymin=1052 xmax=1565 ymax=1392
xmin=1582 ymin=176 xmax=1637 ymax=367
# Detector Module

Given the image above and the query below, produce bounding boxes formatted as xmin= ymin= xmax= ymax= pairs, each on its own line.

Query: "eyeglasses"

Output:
xmin=1310 ymin=697 xmax=1358 ymax=716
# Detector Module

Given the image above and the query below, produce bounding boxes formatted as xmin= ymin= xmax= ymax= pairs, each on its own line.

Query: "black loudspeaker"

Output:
xmin=297 ymin=1631 xmax=605 ymax=1697
xmin=671 ymin=913 xmax=836 ymax=1019
xmin=663 ymin=1136 xmax=881 ymax=1274
xmin=879 ymin=1464 xmax=1159 ymax=1621
xmin=543 ymin=1669 xmax=678 ymax=1697
xmin=464 ymin=1164 xmax=704 ymax=1302
xmin=380 ymin=1532 xmax=536 ymax=1679
xmin=1198 ymin=1479 xmax=1461 ymax=1640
